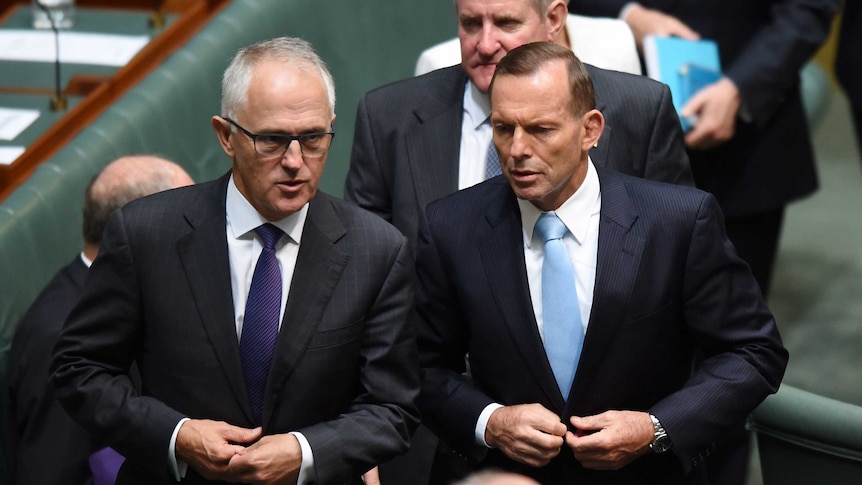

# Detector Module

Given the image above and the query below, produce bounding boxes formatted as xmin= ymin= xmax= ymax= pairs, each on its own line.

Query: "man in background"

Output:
xmin=414 ymin=0 xmax=641 ymax=76
xmin=347 ymin=0 xmax=693 ymax=251
xmin=6 ymin=155 xmax=193 ymax=485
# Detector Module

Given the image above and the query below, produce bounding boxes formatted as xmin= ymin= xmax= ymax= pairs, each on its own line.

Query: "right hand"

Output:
xmin=485 ymin=404 xmax=567 ymax=467
xmin=176 ymin=419 xmax=262 ymax=480
xmin=624 ymin=5 xmax=700 ymax=48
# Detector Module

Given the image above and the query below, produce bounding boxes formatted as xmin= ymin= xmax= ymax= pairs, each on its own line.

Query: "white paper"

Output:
xmin=0 ymin=30 xmax=149 ymax=66
xmin=0 ymin=107 xmax=40 ymax=141
xmin=0 ymin=146 xmax=26 ymax=165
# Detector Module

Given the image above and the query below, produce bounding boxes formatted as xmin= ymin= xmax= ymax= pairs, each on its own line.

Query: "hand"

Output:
xmin=362 ymin=466 xmax=381 ymax=485
xmin=565 ymin=411 xmax=654 ymax=470
xmin=681 ymin=77 xmax=741 ymax=150
xmin=175 ymin=419 xmax=262 ymax=481
xmin=485 ymin=404 xmax=567 ymax=467
xmin=227 ymin=433 xmax=303 ymax=484
xmin=624 ymin=5 xmax=699 ymax=48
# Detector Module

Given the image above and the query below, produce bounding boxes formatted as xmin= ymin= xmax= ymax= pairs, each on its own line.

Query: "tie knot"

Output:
xmin=535 ymin=213 xmax=568 ymax=242
xmin=255 ymin=223 xmax=283 ymax=250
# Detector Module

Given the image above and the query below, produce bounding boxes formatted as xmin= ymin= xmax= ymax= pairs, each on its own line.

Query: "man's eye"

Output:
xmin=257 ymin=135 xmax=284 ymax=147
xmin=494 ymin=125 xmax=514 ymax=135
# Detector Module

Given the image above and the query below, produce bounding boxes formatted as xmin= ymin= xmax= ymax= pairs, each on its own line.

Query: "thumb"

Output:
xmin=224 ymin=425 xmax=262 ymax=444
xmin=570 ymin=415 xmax=602 ymax=432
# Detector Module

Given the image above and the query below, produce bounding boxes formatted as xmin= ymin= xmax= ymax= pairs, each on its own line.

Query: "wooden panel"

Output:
xmin=0 ymin=0 xmax=230 ymax=201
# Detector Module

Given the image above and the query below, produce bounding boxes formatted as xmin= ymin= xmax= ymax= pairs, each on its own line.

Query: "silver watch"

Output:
xmin=649 ymin=414 xmax=672 ymax=453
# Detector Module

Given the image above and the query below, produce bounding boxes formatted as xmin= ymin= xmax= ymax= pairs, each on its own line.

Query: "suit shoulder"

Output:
xmin=588 ymin=63 xmax=667 ymax=94
xmin=323 ymin=193 xmax=405 ymax=241
xmin=121 ymin=177 xmax=222 ymax=219
xmin=362 ymin=66 xmax=464 ymax=107
xmin=426 ymin=178 xmax=507 ymax=220
xmin=603 ymin=168 xmax=710 ymax=211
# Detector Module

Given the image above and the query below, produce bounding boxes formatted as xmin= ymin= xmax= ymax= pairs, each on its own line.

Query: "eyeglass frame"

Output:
xmin=222 ymin=117 xmax=336 ymax=158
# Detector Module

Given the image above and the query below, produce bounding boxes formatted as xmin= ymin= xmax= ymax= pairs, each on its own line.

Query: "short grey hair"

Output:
xmin=220 ymin=37 xmax=336 ymax=120
xmin=453 ymin=0 xmax=562 ymax=14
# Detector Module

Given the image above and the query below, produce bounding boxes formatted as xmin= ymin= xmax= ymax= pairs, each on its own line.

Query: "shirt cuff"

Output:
xmin=169 ymin=417 xmax=191 ymax=481
xmin=475 ymin=403 xmax=504 ymax=447
xmin=290 ymin=431 xmax=315 ymax=484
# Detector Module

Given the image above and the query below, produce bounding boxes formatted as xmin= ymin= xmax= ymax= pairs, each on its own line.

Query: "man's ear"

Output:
xmin=211 ymin=116 xmax=235 ymax=158
xmin=546 ymin=0 xmax=568 ymax=42
xmin=581 ymin=109 xmax=605 ymax=151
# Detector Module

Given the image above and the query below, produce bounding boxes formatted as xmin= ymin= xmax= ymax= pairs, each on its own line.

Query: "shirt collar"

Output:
xmin=463 ymin=80 xmax=491 ymax=130
xmin=226 ymin=174 xmax=308 ymax=244
xmin=518 ymin=158 xmax=601 ymax=248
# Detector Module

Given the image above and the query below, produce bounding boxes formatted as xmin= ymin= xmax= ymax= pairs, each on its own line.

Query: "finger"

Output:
xmin=570 ymin=415 xmax=605 ymax=432
xmin=224 ymin=425 xmax=263 ymax=445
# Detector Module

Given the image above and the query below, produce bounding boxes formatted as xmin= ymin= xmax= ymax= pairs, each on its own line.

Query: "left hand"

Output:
xmin=226 ymin=433 xmax=302 ymax=484
xmin=565 ymin=411 xmax=654 ymax=470
xmin=681 ymin=77 xmax=742 ymax=150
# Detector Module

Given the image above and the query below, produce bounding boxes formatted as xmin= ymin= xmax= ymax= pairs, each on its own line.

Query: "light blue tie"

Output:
xmin=535 ymin=213 xmax=584 ymax=400
xmin=485 ymin=139 xmax=502 ymax=179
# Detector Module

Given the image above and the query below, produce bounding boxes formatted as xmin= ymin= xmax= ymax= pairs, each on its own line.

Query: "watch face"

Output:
xmin=652 ymin=437 xmax=672 ymax=453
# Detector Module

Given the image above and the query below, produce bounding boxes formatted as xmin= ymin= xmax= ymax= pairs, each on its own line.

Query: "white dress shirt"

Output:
xmin=169 ymin=175 xmax=315 ymax=483
xmin=459 ymin=80 xmax=493 ymax=190
xmin=475 ymin=159 xmax=602 ymax=446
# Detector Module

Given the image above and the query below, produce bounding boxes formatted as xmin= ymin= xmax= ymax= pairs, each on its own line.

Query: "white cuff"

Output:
xmin=475 ymin=403 xmax=504 ymax=447
xmin=290 ymin=431 xmax=315 ymax=484
xmin=169 ymin=417 xmax=191 ymax=481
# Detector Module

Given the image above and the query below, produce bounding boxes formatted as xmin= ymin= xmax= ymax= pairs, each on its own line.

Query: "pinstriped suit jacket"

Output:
xmin=51 ymin=174 xmax=420 ymax=484
xmin=346 ymin=64 xmax=693 ymax=248
xmin=414 ymin=167 xmax=788 ymax=483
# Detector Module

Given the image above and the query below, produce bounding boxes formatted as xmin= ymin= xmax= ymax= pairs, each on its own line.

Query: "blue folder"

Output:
xmin=643 ymin=36 xmax=722 ymax=131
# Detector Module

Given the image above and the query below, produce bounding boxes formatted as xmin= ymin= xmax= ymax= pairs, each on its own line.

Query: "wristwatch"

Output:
xmin=649 ymin=414 xmax=672 ymax=453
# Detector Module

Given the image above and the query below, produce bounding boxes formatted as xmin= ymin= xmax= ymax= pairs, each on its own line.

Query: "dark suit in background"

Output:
xmin=5 ymin=257 xmax=96 ymax=485
xmin=568 ymin=0 xmax=841 ymax=297
xmin=346 ymin=63 xmax=693 ymax=248
xmin=415 ymin=168 xmax=788 ymax=484
xmin=837 ymin=0 xmax=862 ymax=155
xmin=6 ymin=155 xmax=192 ymax=485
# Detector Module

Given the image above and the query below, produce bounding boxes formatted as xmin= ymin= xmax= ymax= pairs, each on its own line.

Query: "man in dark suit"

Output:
xmin=837 ymin=0 xmax=862 ymax=155
xmin=415 ymin=42 xmax=788 ymax=484
xmin=346 ymin=0 xmax=694 ymax=251
xmin=6 ymin=155 xmax=193 ymax=485
xmin=50 ymin=37 xmax=419 ymax=484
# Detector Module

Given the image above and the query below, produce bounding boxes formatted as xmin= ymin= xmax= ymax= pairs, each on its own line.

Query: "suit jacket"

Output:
xmin=569 ymin=0 xmax=841 ymax=217
xmin=50 ymin=174 xmax=420 ymax=484
xmin=415 ymin=13 xmax=642 ymax=76
xmin=346 ymin=64 xmax=693 ymax=247
xmin=5 ymin=256 xmax=99 ymax=485
xmin=414 ymin=168 xmax=788 ymax=484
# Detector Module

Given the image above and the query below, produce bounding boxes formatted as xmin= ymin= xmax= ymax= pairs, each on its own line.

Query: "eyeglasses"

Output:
xmin=224 ymin=118 xmax=335 ymax=158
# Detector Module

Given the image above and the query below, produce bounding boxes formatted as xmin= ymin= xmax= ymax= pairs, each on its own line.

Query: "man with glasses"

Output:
xmin=51 ymin=37 xmax=419 ymax=484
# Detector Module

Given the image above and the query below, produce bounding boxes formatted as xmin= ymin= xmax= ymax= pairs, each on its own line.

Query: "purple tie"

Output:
xmin=240 ymin=223 xmax=284 ymax=425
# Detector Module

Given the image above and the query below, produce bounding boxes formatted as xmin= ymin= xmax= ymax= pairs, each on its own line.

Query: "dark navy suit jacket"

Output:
xmin=414 ymin=168 xmax=788 ymax=484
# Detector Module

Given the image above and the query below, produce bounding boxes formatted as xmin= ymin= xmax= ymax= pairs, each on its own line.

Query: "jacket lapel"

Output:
xmin=566 ymin=168 xmax=644 ymax=414
xmin=263 ymin=194 xmax=349 ymax=426
xmin=479 ymin=183 xmax=566 ymax=411
xmin=407 ymin=66 xmax=466 ymax=210
xmin=177 ymin=175 xmax=256 ymax=423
